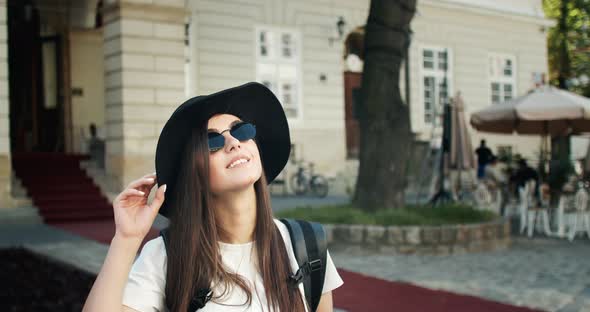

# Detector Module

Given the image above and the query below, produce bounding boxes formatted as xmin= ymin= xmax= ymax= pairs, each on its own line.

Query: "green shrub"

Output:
xmin=275 ymin=203 xmax=496 ymax=226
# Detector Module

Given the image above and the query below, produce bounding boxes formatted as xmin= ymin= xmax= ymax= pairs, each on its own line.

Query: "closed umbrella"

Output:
xmin=449 ymin=94 xmax=476 ymax=170
xmin=447 ymin=94 xmax=476 ymax=199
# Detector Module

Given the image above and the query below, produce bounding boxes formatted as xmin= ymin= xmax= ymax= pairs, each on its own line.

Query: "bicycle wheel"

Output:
xmin=310 ymin=175 xmax=329 ymax=198
xmin=290 ymin=174 xmax=308 ymax=195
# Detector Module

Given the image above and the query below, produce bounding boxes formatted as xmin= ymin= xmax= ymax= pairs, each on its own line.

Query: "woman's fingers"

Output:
xmin=127 ymin=176 xmax=157 ymax=191
xmin=142 ymin=172 xmax=157 ymax=179
xmin=117 ymin=188 xmax=145 ymax=201
xmin=149 ymin=184 xmax=167 ymax=213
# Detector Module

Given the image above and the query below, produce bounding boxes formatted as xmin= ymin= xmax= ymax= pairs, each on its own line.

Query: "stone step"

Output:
xmin=10 ymin=176 xmax=29 ymax=198
xmin=79 ymin=161 xmax=117 ymax=203
xmin=0 ymin=206 xmax=42 ymax=224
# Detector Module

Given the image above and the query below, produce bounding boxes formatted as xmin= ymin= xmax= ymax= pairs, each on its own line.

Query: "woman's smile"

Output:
xmin=227 ymin=157 xmax=251 ymax=169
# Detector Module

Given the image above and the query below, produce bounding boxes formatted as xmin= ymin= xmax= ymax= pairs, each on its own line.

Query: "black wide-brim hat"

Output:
xmin=155 ymin=82 xmax=291 ymax=218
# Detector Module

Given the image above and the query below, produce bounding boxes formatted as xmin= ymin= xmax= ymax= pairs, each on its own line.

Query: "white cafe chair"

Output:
xmin=567 ymin=188 xmax=590 ymax=242
xmin=519 ymin=181 xmax=551 ymax=237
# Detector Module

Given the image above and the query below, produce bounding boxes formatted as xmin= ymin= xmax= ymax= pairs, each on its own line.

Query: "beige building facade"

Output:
xmin=0 ymin=0 xmax=553 ymax=211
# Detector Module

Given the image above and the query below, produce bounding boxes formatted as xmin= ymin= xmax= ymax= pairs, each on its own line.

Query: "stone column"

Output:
xmin=102 ymin=0 xmax=187 ymax=192
xmin=0 ymin=0 xmax=13 ymax=209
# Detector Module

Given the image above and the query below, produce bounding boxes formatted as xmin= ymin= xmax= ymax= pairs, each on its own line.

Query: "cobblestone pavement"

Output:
xmin=331 ymin=237 xmax=590 ymax=312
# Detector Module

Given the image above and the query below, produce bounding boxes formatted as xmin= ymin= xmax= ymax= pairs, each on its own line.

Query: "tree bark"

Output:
xmin=557 ymin=0 xmax=571 ymax=89
xmin=551 ymin=0 xmax=571 ymax=194
xmin=353 ymin=0 xmax=417 ymax=212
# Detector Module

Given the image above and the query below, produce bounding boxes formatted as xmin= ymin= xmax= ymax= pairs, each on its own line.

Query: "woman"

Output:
xmin=82 ymin=82 xmax=343 ymax=312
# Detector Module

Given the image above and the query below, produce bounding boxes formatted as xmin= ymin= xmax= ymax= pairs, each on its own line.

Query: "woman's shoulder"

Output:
xmin=135 ymin=235 xmax=167 ymax=265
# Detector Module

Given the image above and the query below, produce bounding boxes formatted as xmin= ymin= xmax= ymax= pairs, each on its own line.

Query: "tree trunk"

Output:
xmin=557 ymin=0 xmax=572 ymax=89
xmin=353 ymin=0 xmax=417 ymax=212
xmin=551 ymin=0 xmax=571 ymax=195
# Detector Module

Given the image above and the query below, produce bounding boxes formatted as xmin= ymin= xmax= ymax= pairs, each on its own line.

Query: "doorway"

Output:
xmin=8 ymin=1 xmax=65 ymax=153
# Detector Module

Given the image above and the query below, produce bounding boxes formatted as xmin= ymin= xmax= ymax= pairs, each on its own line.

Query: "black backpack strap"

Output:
xmin=279 ymin=219 xmax=327 ymax=312
xmin=303 ymin=220 xmax=327 ymax=311
xmin=159 ymin=228 xmax=170 ymax=251
xmin=159 ymin=228 xmax=212 ymax=311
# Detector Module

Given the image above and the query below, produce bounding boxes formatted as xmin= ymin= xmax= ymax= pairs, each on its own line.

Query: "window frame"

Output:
xmin=419 ymin=45 xmax=454 ymax=127
xmin=488 ymin=53 xmax=517 ymax=104
xmin=255 ymin=26 xmax=303 ymax=121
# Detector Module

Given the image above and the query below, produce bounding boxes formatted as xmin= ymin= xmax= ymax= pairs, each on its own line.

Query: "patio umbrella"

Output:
xmin=446 ymin=93 xmax=476 ymax=200
xmin=470 ymin=85 xmax=590 ymax=136
xmin=449 ymin=94 xmax=476 ymax=170
xmin=471 ymin=85 xmax=590 ymax=169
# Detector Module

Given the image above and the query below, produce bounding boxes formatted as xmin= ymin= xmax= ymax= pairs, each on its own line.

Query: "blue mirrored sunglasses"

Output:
xmin=207 ymin=122 xmax=257 ymax=152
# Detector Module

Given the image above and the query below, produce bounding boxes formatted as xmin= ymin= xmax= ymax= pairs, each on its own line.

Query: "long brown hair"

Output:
xmin=164 ymin=121 xmax=305 ymax=312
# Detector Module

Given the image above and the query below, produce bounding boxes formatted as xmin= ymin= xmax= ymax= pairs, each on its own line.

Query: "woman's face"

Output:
xmin=207 ymin=114 xmax=263 ymax=194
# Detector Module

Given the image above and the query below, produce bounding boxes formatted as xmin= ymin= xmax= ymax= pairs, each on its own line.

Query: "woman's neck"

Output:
xmin=212 ymin=186 xmax=257 ymax=244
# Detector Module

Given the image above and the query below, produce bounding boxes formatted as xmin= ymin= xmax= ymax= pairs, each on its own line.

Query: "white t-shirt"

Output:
xmin=122 ymin=219 xmax=344 ymax=312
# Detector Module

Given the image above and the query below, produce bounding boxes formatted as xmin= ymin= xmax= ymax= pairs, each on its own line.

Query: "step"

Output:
xmin=12 ymin=152 xmax=114 ymax=224
xmin=0 ymin=206 xmax=43 ymax=224
xmin=21 ymin=176 xmax=92 ymax=183
xmin=25 ymin=183 xmax=99 ymax=191
xmin=43 ymin=210 xmax=114 ymax=222
xmin=33 ymin=194 xmax=107 ymax=204
xmin=24 ymin=184 xmax=101 ymax=193
xmin=37 ymin=201 xmax=111 ymax=211
xmin=12 ymin=152 xmax=90 ymax=161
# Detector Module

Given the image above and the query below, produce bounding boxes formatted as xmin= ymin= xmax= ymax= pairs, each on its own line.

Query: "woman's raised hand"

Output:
xmin=112 ymin=173 xmax=166 ymax=241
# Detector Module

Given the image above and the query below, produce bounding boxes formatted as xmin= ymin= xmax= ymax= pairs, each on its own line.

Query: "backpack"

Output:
xmin=159 ymin=218 xmax=327 ymax=312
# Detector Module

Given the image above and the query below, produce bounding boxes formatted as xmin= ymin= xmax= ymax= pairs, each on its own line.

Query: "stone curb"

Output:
xmin=324 ymin=218 xmax=511 ymax=255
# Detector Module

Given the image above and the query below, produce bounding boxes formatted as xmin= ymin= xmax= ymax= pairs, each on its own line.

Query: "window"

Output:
xmin=489 ymin=54 xmax=516 ymax=104
xmin=421 ymin=47 xmax=452 ymax=126
xmin=256 ymin=27 xmax=301 ymax=118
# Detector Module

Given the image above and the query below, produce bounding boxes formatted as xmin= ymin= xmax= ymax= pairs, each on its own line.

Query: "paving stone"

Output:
xmin=365 ymin=225 xmax=386 ymax=246
xmin=348 ymin=224 xmax=365 ymax=244
xmin=332 ymin=237 xmax=590 ymax=312
xmin=386 ymin=226 xmax=404 ymax=245
xmin=404 ymin=226 xmax=421 ymax=245
xmin=421 ymin=226 xmax=441 ymax=245
xmin=440 ymin=227 xmax=456 ymax=244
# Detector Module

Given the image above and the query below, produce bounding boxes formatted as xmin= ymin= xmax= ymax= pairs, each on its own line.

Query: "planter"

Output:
xmin=324 ymin=218 xmax=511 ymax=255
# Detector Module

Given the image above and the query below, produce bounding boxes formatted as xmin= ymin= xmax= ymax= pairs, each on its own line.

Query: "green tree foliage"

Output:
xmin=544 ymin=0 xmax=590 ymax=96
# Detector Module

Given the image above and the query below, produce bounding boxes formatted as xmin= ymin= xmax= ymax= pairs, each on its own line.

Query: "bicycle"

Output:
xmin=289 ymin=160 xmax=329 ymax=198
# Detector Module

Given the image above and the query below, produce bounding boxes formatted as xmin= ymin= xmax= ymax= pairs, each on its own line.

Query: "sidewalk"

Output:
xmin=332 ymin=236 xmax=590 ymax=312
xmin=0 ymin=223 xmax=109 ymax=275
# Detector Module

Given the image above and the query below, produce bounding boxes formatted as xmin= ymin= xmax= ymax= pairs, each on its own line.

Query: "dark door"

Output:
xmin=8 ymin=1 xmax=64 ymax=153
xmin=344 ymin=71 xmax=362 ymax=159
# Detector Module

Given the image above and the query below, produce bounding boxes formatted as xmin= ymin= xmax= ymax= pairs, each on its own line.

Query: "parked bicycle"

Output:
xmin=289 ymin=160 xmax=329 ymax=197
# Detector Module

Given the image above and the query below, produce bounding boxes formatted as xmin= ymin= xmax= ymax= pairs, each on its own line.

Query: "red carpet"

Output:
xmin=333 ymin=269 xmax=545 ymax=312
xmin=12 ymin=153 xmax=112 ymax=222
xmin=12 ymin=152 xmax=159 ymax=245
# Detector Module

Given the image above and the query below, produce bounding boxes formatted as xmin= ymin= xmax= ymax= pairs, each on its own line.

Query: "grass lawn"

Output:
xmin=276 ymin=203 xmax=497 ymax=226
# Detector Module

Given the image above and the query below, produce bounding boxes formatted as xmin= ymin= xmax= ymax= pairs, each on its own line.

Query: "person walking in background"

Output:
xmin=484 ymin=155 xmax=508 ymax=215
xmin=511 ymin=159 xmax=540 ymax=202
xmin=88 ymin=123 xmax=105 ymax=169
xmin=475 ymin=139 xmax=493 ymax=179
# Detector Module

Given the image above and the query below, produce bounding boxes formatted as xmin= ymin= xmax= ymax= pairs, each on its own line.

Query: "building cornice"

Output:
xmin=421 ymin=0 xmax=556 ymax=27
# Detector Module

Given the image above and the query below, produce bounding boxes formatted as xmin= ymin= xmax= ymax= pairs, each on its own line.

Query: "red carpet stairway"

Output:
xmin=12 ymin=152 xmax=158 ymax=244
